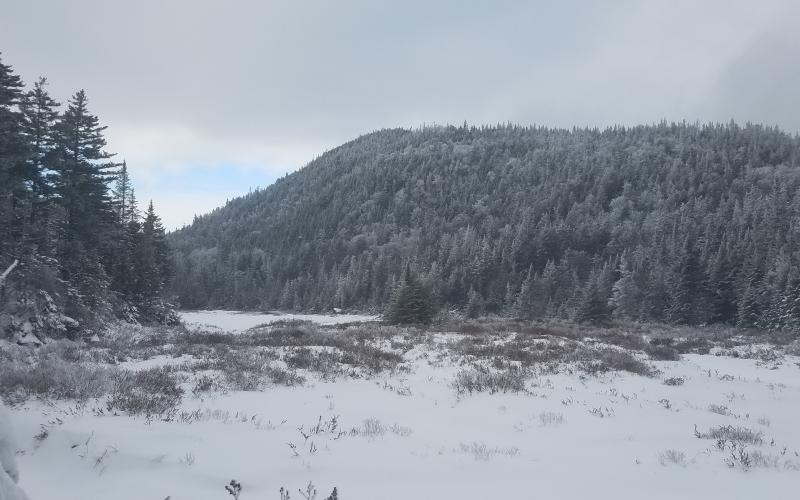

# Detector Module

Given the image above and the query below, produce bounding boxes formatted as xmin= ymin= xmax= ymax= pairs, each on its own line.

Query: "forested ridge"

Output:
xmin=169 ymin=122 xmax=800 ymax=329
xmin=0 ymin=54 xmax=173 ymax=340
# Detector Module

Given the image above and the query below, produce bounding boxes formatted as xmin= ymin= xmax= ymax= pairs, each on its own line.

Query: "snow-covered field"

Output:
xmin=3 ymin=317 xmax=800 ymax=500
xmin=180 ymin=310 xmax=379 ymax=332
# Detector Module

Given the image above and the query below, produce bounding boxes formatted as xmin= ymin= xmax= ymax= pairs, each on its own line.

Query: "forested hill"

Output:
xmin=169 ymin=122 xmax=800 ymax=329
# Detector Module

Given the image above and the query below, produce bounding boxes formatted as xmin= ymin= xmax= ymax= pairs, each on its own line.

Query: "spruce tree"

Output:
xmin=576 ymin=263 xmax=614 ymax=324
xmin=384 ymin=267 xmax=435 ymax=324
xmin=465 ymin=285 xmax=484 ymax=319
xmin=610 ymin=254 xmax=640 ymax=320
xmin=135 ymin=201 xmax=171 ymax=305
xmin=778 ymin=276 xmax=800 ymax=331
xmin=0 ymin=54 xmax=30 ymax=256
xmin=708 ymin=245 xmax=737 ymax=324
xmin=52 ymin=90 xmax=118 ymax=311
xmin=110 ymin=162 xmax=137 ymax=300
xmin=668 ymin=238 xmax=709 ymax=325
xmin=512 ymin=265 xmax=534 ymax=318
xmin=112 ymin=161 xmax=134 ymax=224
xmin=20 ymin=77 xmax=60 ymax=250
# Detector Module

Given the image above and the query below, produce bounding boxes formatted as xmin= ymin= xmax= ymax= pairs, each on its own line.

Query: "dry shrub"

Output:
xmin=107 ymin=366 xmax=184 ymax=417
xmin=452 ymin=365 xmax=528 ymax=395
xmin=0 ymin=357 xmax=113 ymax=402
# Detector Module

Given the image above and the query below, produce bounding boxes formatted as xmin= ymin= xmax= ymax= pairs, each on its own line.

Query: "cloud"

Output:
xmin=703 ymin=18 xmax=800 ymax=131
xmin=1 ymin=0 xmax=797 ymax=228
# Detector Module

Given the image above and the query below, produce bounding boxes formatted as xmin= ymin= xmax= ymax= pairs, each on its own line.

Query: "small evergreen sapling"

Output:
xmin=225 ymin=480 xmax=242 ymax=499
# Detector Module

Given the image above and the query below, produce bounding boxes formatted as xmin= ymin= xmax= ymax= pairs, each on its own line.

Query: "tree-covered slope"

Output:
xmin=169 ymin=122 xmax=800 ymax=328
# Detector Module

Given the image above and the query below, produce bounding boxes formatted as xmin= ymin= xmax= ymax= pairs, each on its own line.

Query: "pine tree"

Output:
xmin=512 ymin=265 xmax=534 ymax=318
xmin=708 ymin=245 xmax=737 ymax=324
xmin=135 ymin=201 xmax=171 ymax=301
xmin=610 ymin=254 xmax=639 ymax=320
xmin=52 ymin=90 xmax=117 ymax=290
xmin=20 ymin=77 xmax=60 ymax=249
xmin=47 ymin=88 xmax=126 ymax=320
xmin=668 ymin=238 xmax=709 ymax=325
xmin=110 ymin=163 xmax=138 ymax=301
xmin=384 ymin=267 xmax=435 ymax=324
xmin=778 ymin=276 xmax=800 ymax=331
xmin=465 ymin=285 xmax=484 ymax=319
xmin=502 ymin=281 xmax=516 ymax=315
xmin=113 ymin=161 xmax=134 ymax=224
xmin=122 ymin=200 xmax=175 ymax=323
xmin=737 ymin=282 xmax=761 ymax=328
xmin=576 ymin=264 xmax=614 ymax=325
xmin=0 ymin=54 xmax=30 ymax=256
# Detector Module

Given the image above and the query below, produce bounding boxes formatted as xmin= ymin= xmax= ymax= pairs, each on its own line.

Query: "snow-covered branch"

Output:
xmin=0 ymin=260 xmax=18 ymax=287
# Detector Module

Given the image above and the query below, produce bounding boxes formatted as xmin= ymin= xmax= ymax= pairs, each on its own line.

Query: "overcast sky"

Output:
xmin=2 ymin=0 xmax=799 ymax=229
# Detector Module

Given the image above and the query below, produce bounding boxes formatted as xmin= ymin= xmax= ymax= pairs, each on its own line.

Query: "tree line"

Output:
xmin=0 ymin=53 xmax=173 ymax=339
xmin=169 ymin=121 xmax=800 ymax=330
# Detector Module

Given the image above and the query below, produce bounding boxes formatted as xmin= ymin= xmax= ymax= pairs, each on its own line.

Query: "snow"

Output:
xmin=0 ymin=472 xmax=29 ymax=500
xmin=5 ymin=347 xmax=800 ymax=500
xmin=14 ymin=332 xmax=41 ymax=347
xmin=117 ymin=354 xmax=195 ymax=372
xmin=0 ymin=403 xmax=29 ymax=500
xmin=179 ymin=310 xmax=379 ymax=333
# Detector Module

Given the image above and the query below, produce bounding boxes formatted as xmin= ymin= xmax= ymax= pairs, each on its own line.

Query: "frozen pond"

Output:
xmin=179 ymin=309 xmax=379 ymax=332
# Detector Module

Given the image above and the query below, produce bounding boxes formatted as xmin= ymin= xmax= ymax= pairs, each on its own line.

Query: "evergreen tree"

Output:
xmin=0 ymin=54 xmax=174 ymax=339
xmin=384 ymin=268 xmax=435 ymax=324
xmin=737 ymin=282 xmax=762 ymax=328
xmin=610 ymin=254 xmax=640 ymax=320
xmin=708 ymin=245 xmax=737 ymax=324
xmin=777 ymin=275 xmax=800 ymax=331
xmin=0 ymin=54 xmax=30 ymax=256
xmin=19 ymin=77 xmax=60 ymax=249
xmin=113 ymin=161 xmax=134 ymax=224
xmin=465 ymin=285 xmax=484 ymax=319
xmin=512 ymin=265 xmax=534 ymax=318
xmin=576 ymin=265 xmax=613 ymax=325
xmin=52 ymin=89 xmax=117 ymax=303
xmin=121 ymin=200 xmax=176 ymax=324
xmin=667 ymin=238 xmax=709 ymax=325
xmin=110 ymin=162 xmax=138 ymax=300
xmin=135 ymin=201 xmax=171 ymax=301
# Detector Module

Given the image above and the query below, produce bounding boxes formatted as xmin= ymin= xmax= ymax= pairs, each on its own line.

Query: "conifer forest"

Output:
xmin=170 ymin=123 xmax=800 ymax=329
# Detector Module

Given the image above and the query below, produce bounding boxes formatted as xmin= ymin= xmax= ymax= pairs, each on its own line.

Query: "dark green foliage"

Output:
xmin=667 ymin=238 xmax=709 ymax=325
xmin=465 ymin=286 xmax=485 ymax=319
xmin=170 ymin=121 xmax=800 ymax=330
xmin=0 ymin=54 xmax=30 ymax=258
xmin=51 ymin=89 xmax=118 ymax=309
xmin=384 ymin=269 xmax=435 ymax=324
xmin=132 ymin=201 xmax=175 ymax=323
xmin=576 ymin=265 xmax=614 ymax=325
xmin=20 ymin=77 xmax=60 ymax=250
xmin=0 ymin=54 xmax=173 ymax=338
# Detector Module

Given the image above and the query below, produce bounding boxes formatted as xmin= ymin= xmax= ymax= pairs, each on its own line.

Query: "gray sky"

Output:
xmin=2 ymin=0 xmax=799 ymax=229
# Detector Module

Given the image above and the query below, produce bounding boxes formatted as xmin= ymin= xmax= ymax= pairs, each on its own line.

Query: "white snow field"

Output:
xmin=0 ymin=402 xmax=29 ymax=500
xmin=180 ymin=310 xmax=379 ymax=332
xmin=3 ymin=318 xmax=800 ymax=500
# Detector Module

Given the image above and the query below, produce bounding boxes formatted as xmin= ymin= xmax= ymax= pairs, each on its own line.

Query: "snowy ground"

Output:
xmin=180 ymin=310 xmax=379 ymax=332
xmin=4 ymin=315 xmax=800 ymax=500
